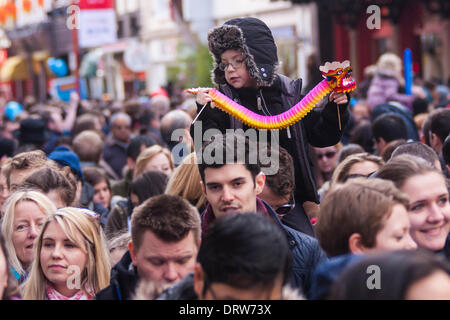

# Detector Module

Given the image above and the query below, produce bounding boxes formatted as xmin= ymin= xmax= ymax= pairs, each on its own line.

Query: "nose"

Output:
xmin=163 ymin=262 xmax=179 ymax=283
xmin=52 ymin=244 xmax=63 ymax=259
xmin=427 ymin=202 xmax=445 ymax=224
xmin=28 ymin=223 xmax=39 ymax=239
xmin=221 ymin=186 xmax=234 ymax=202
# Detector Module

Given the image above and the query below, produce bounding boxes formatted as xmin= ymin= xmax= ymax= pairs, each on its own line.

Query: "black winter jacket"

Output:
xmin=95 ymin=251 xmax=139 ymax=300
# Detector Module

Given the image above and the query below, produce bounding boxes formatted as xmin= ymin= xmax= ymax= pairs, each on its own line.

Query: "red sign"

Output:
xmin=79 ymin=0 xmax=114 ymax=10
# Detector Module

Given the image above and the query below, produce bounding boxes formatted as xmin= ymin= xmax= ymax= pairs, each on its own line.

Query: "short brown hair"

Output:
xmin=264 ymin=146 xmax=294 ymax=197
xmin=331 ymin=153 xmax=384 ymax=185
xmin=131 ymin=194 xmax=201 ymax=250
xmin=315 ymin=178 xmax=409 ymax=257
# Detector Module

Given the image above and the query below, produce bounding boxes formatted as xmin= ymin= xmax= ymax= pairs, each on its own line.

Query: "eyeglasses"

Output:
xmin=276 ymin=197 xmax=296 ymax=218
xmin=316 ymin=151 xmax=337 ymax=160
xmin=345 ymin=171 xmax=377 ymax=181
xmin=218 ymin=58 xmax=245 ymax=71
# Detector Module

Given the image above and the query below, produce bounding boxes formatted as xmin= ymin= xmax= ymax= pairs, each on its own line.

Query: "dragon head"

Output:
xmin=319 ymin=60 xmax=356 ymax=93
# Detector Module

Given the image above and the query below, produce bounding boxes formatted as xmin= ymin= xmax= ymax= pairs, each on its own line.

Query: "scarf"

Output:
xmin=45 ymin=282 xmax=94 ymax=300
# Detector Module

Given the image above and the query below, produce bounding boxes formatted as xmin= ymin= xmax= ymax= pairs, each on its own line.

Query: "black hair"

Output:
xmin=372 ymin=113 xmax=408 ymax=143
xmin=197 ymin=133 xmax=261 ymax=183
xmin=329 ymin=249 xmax=450 ymax=300
xmin=443 ymin=135 xmax=450 ymax=165
xmin=430 ymin=109 xmax=450 ymax=144
xmin=129 ymin=170 xmax=168 ymax=204
xmin=126 ymin=135 xmax=157 ymax=161
xmin=197 ymin=213 xmax=292 ymax=296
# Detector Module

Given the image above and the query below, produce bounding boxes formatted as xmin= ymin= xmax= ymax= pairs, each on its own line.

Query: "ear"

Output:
xmin=254 ymin=172 xmax=266 ymax=196
xmin=193 ymin=263 xmax=205 ymax=299
xmin=127 ymin=157 xmax=135 ymax=171
xmin=431 ymin=133 xmax=442 ymax=152
xmin=128 ymin=241 xmax=138 ymax=266
xmin=348 ymin=233 xmax=368 ymax=254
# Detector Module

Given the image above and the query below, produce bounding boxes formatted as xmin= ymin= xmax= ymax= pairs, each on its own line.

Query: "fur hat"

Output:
xmin=207 ymin=17 xmax=279 ymax=87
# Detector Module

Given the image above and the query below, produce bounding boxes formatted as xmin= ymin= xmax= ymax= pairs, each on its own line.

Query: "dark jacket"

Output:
xmin=309 ymin=253 xmax=364 ymax=300
xmin=201 ymin=199 xmax=327 ymax=298
xmin=80 ymin=182 xmax=109 ymax=228
xmin=156 ymin=274 xmax=198 ymax=300
xmin=103 ymin=135 xmax=129 ymax=179
xmin=192 ymin=17 xmax=349 ymax=204
xmin=95 ymin=251 xmax=139 ymax=300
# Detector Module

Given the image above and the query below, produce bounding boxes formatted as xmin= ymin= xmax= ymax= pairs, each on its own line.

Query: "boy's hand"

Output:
xmin=329 ymin=92 xmax=348 ymax=105
xmin=196 ymin=88 xmax=213 ymax=106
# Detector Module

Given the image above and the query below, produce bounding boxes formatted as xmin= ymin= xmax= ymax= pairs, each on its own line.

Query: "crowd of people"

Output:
xmin=0 ymin=17 xmax=449 ymax=301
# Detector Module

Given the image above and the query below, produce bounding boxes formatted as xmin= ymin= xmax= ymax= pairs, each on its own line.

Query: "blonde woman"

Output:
xmin=1 ymin=191 xmax=56 ymax=283
xmin=133 ymin=145 xmax=174 ymax=179
xmin=165 ymin=152 xmax=206 ymax=212
xmin=22 ymin=207 xmax=111 ymax=300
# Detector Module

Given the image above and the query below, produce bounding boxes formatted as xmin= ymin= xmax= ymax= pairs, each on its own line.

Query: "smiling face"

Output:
xmin=12 ymin=200 xmax=47 ymax=269
xmin=201 ymin=163 xmax=265 ymax=218
xmin=221 ymin=50 xmax=257 ymax=89
xmin=40 ymin=220 xmax=88 ymax=297
xmin=401 ymin=172 xmax=450 ymax=251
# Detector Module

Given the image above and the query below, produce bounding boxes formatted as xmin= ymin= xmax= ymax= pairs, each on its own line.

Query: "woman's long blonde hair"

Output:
xmin=22 ymin=207 xmax=111 ymax=300
xmin=134 ymin=145 xmax=174 ymax=179
xmin=165 ymin=152 xmax=206 ymax=210
xmin=1 ymin=191 xmax=56 ymax=277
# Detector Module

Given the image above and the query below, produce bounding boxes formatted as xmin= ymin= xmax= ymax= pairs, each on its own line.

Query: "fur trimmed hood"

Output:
xmin=207 ymin=17 xmax=279 ymax=87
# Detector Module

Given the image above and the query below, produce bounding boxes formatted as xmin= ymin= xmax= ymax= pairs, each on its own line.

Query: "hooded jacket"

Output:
xmin=191 ymin=17 xmax=350 ymax=204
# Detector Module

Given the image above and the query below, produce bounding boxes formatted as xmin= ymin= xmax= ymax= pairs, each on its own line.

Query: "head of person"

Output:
xmin=316 ymin=178 xmax=417 ymax=258
xmin=258 ymin=146 xmax=295 ymax=219
xmin=375 ymin=155 xmax=450 ymax=251
xmin=208 ymin=17 xmax=278 ymax=89
xmin=82 ymin=167 xmax=112 ymax=210
xmin=194 ymin=213 xmax=292 ymax=300
xmin=372 ymin=113 xmax=408 ymax=155
xmin=6 ymin=150 xmax=57 ymax=192
xmin=313 ymin=143 xmax=343 ymax=180
xmin=129 ymin=194 xmax=201 ymax=286
xmin=429 ymin=108 xmax=450 ymax=154
xmin=160 ymin=110 xmax=193 ymax=148
xmin=165 ymin=152 xmax=206 ymax=210
xmin=0 ymin=232 xmax=20 ymax=300
xmin=22 ymin=207 xmax=111 ymax=299
xmin=107 ymin=232 xmax=131 ymax=267
xmin=134 ymin=145 xmax=174 ymax=179
xmin=349 ymin=119 xmax=374 ymax=153
xmin=73 ymin=113 xmax=103 ymax=136
xmin=390 ymin=141 xmax=442 ymax=171
xmin=129 ymin=170 xmax=168 ymax=210
xmin=443 ymin=135 xmax=450 ymax=172
xmin=20 ymin=166 xmax=77 ymax=208
xmin=380 ymin=138 xmax=407 ymax=162
xmin=126 ymin=135 xmax=157 ymax=173
xmin=337 ymin=144 xmax=365 ymax=163
xmin=331 ymin=153 xmax=384 ymax=185
xmin=197 ymin=133 xmax=265 ymax=218
xmin=149 ymin=95 xmax=170 ymax=119
xmin=0 ymin=158 xmax=12 ymax=215
xmin=72 ymin=130 xmax=103 ymax=164
xmin=110 ymin=112 xmax=132 ymax=143
xmin=1 ymin=191 xmax=56 ymax=277
xmin=329 ymin=249 xmax=450 ymax=300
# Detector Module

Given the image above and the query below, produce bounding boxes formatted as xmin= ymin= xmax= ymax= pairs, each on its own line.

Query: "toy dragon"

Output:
xmin=186 ymin=61 xmax=356 ymax=130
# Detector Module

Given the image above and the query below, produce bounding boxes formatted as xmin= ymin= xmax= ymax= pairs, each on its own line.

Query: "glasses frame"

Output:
xmin=218 ymin=58 xmax=245 ymax=72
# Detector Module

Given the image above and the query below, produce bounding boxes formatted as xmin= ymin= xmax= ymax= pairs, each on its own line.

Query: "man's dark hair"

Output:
xmin=372 ymin=113 xmax=408 ymax=143
xmin=443 ymin=135 xmax=450 ymax=165
xmin=126 ymin=135 xmax=157 ymax=161
xmin=430 ymin=108 xmax=450 ymax=144
xmin=131 ymin=194 xmax=201 ymax=250
xmin=197 ymin=133 xmax=261 ymax=183
xmin=265 ymin=146 xmax=294 ymax=197
xmin=390 ymin=141 xmax=440 ymax=168
xmin=129 ymin=170 xmax=168 ymax=203
xmin=197 ymin=213 xmax=292 ymax=296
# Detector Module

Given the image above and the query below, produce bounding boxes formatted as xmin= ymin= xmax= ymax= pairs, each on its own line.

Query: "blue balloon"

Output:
xmin=5 ymin=101 xmax=24 ymax=121
xmin=47 ymin=57 xmax=68 ymax=77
